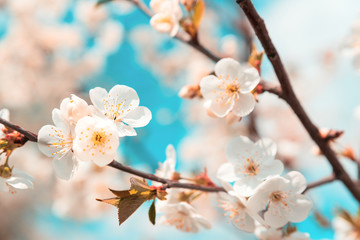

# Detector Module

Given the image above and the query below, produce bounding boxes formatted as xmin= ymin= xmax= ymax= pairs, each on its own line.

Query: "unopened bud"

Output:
xmin=319 ymin=128 xmax=344 ymax=141
xmin=341 ymin=146 xmax=356 ymax=161
xmin=171 ymin=172 xmax=181 ymax=181
xmin=178 ymin=84 xmax=201 ymax=99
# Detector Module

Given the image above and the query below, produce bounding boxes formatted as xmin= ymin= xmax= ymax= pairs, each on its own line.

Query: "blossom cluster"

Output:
xmin=150 ymin=0 xmax=183 ymax=37
xmin=155 ymin=145 xmax=211 ymax=233
xmin=217 ymin=136 xmax=312 ymax=238
xmin=37 ymin=85 xmax=151 ymax=180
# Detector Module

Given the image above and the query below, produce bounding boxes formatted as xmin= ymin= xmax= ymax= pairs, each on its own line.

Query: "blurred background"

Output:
xmin=1 ymin=0 xmax=360 ymax=239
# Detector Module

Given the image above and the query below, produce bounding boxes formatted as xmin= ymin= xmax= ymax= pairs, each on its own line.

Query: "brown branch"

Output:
xmin=303 ymin=174 xmax=336 ymax=193
xmin=236 ymin=0 xmax=360 ymax=202
xmin=0 ymin=117 xmax=38 ymax=142
xmin=109 ymin=161 xmax=225 ymax=192
xmin=259 ymin=80 xmax=284 ymax=99
xmin=0 ymin=117 xmax=225 ymax=193
xmin=130 ymin=0 xmax=221 ymax=62
xmin=0 ymin=117 xmax=342 ymax=194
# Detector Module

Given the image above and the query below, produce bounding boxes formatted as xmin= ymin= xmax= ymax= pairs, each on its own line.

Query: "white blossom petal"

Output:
xmin=207 ymin=96 xmax=234 ymax=117
xmin=215 ymin=58 xmax=242 ymax=80
xmin=264 ymin=203 xmax=289 ymax=228
xmin=226 ymin=136 xmax=255 ymax=163
xmin=238 ymin=65 xmax=260 ymax=94
xmin=122 ymin=106 xmax=152 ymax=128
xmin=116 ymin=122 xmax=137 ymax=137
xmin=6 ymin=177 xmax=33 ymax=190
xmin=257 ymin=160 xmax=284 ymax=179
xmin=89 ymin=87 xmax=108 ymax=112
xmin=285 ymin=171 xmax=307 ymax=194
xmin=286 ymin=194 xmax=313 ymax=223
xmin=52 ymin=151 xmax=77 ymax=180
xmin=217 ymin=163 xmax=238 ymax=182
xmin=200 ymin=75 xmax=225 ymax=100
xmin=52 ymin=108 xmax=70 ymax=134
xmin=0 ymin=108 xmax=10 ymax=121
xmin=255 ymin=138 xmax=277 ymax=159
xmin=231 ymin=92 xmax=256 ymax=117
xmin=38 ymin=125 xmax=73 ymax=160
xmin=234 ymin=176 xmax=263 ymax=197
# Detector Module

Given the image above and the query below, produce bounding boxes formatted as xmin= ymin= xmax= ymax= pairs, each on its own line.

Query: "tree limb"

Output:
xmin=235 ymin=0 xmax=360 ymax=202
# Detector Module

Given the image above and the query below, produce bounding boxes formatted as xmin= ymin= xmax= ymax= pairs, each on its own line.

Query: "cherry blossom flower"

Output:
xmin=333 ymin=210 xmax=360 ymax=240
xmin=89 ymin=85 xmax=152 ymax=137
xmin=159 ymin=201 xmax=211 ymax=233
xmin=59 ymin=94 xmax=91 ymax=127
xmin=247 ymin=171 xmax=313 ymax=228
xmin=155 ymin=144 xmax=176 ymax=179
xmin=38 ymin=109 xmax=77 ymax=180
xmin=150 ymin=0 xmax=182 ymax=37
xmin=200 ymin=58 xmax=260 ymax=117
xmin=217 ymin=136 xmax=284 ymax=196
xmin=73 ymin=116 xmax=119 ymax=167
xmin=0 ymin=166 xmax=34 ymax=193
xmin=217 ymin=181 xmax=255 ymax=232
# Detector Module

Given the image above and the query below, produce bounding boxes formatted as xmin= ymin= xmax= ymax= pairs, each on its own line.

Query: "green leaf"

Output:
xmin=96 ymin=0 xmax=114 ymax=7
xmin=148 ymin=199 xmax=156 ymax=225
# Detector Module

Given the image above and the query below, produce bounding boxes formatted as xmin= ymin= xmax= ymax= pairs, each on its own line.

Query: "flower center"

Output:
xmin=225 ymin=83 xmax=240 ymax=95
xmin=91 ymin=131 xmax=107 ymax=146
xmin=270 ymin=191 xmax=288 ymax=207
xmin=243 ymin=158 xmax=259 ymax=176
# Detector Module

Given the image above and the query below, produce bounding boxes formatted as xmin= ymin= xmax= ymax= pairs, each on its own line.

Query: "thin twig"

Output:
xmin=129 ymin=0 xmax=221 ymax=62
xmin=109 ymin=161 xmax=225 ymax=192
xmin=0 ymin=117 xmax=37 ymax=142
xmin=235 ymin=0 xmax=360 ymax=202
xmin=303 ymin=174 xmax=336 ymax=193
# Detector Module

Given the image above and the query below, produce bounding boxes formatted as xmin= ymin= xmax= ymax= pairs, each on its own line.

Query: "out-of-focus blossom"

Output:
xmin=89 ymin=85 xmax=152 ymax=137
xmin=38 ymin=109 xmax=78 ymax=180
xmin=0 ymin=167 xmax=34 ymax=193
xmin=150 ymin=0 xmax=183 ymax=37
xmin=247 ymin=171 xmax=312 ymax=228
xmin=73 ymin=116 xmax=119 ymax=167
xmin=52 ymin=160 xmax=125 ymax=220
xmin=333 ymin=210 xmax=360 ymax=240
xmin=217 ymin=181 xmax=255 ymax=232
xmin=255 ymin=224 xmax=283 ymax=240
xmin=0 ymin=153 xmax=33 ymax=193
xmin=0 ymin=0 xmax=123 ymax=110
xmin=75 ymin=0 xmax=108 ymax=31
xmin=200 ymin=58 xmax=260 ymax=117
xmin=217 ymin=136 xmax=284 ymax=196
xmin=95 ymin=20 xmax=124 ymax=54
xmin=159 ymin=201 xmax=211 ymax=233
xmin=155 ymin=144 xmax=176 ymax=180
xmin=341 ymin=16 xmax=360 ymax=72
xmin=255 ymin=223 xmax=311 ymax=240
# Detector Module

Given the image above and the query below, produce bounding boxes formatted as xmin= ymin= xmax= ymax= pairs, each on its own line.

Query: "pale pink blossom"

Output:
xmin=200 ymin=58 xmax=260 ymax=117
